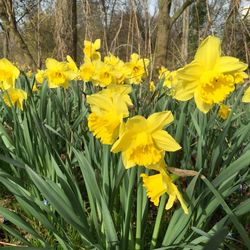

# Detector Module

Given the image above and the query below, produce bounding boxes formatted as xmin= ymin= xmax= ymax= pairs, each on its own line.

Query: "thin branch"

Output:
xmin=170 ymin=0 xmax=195 ymax=25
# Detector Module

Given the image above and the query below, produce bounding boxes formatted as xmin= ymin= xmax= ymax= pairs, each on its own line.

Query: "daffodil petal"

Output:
xmin=147 ymin=111 xmax=174 ymax=132
xmin=173 ymin=80 xmax=199 ymax=101
xmin=195 ymin=36 xmax=221 ymax=69
xmin=194 ymin=91 xmax=212 ymax=113
xmin=122 ymin=152 xmax=136 ymax=169
xmin=165 ymin=194 xmax=175 ymax=210
xmin=152 ymin=130 xmax=181 ymax=152
xmin=176 ymin=62 xmax=203 ymax=82
xmin=216 ymin=56 xmax=248 ymax=74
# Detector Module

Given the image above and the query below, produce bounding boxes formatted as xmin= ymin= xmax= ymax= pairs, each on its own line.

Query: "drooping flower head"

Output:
xmin=141 ymin=166 xmax=188 ymax=214
xmin=2 ymin=88 xmax=27 ymax=110
xmin=125 ymin=53 xmax=149 ymax=84
xmin=111 ymin=111 xmax=181 ymax=168
xmin=83 ymin=39 xmax=101 ymax=61
xmin=173 ymin=36 xmax=248 ymax=113
xmin=0 ymin=58 xmax=20 ymax=90
xmin=87 ymin=91 xmax=130 ymax=145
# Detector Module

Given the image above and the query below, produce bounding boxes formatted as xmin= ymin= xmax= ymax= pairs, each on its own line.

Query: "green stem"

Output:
xmin=122 ymin=168 xmax=136 ymax=250
xmin=150 ymin=195 xmax=167 ymax=250
xmin=135 ymin=168 xmax=143 ymax=250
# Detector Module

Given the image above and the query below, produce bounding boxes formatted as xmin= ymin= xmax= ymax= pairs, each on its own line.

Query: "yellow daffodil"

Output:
xmin=218 ymin=104 xmax=231 ymax=120
xmin=87 ymin=92 xmax=129 ymax=145
xmin=26 ymin=70 xmax=33 ymax=78
xmin=2 ymin=88 xmax=27 ymax=110
xmin=35 ymin=69 xmax=46 ymax=84
xmin=233 ymin=72 xmax=248 ymax=84
xmin=104 ymin=54 xmax=130 ymax=84
xmin=66 ymin=55 xmax=79 ymax=76
xmin=242 ymin=86 xmax=250 ymax=103
xmin=45 ymin=58 xmax=77 ymax=88
xmin=111 ymin=111 xmax=181 ymax=168
xmin=141 ymin=168 xmax=188 ymax=214
xmin=126 ymin=53 xmax=149 ymax=84
xmin=83 ymin=39 xmax=101 ymax=61
xmin=32 ymin=83 xmax=39 ymax=92
xmin=91 ymin=61 xmax=113 ymax=87
xmin=173 ymin=36 xmax=248 ymax=113
xmin=79 ymin=61 xmax=95 ymax=82
xmin=99 ymin=84 xmax=133 ymax=107
xmin=158 ymin=67 xmax=177 ymax=88
xmin=0 ymin=58 xmax=20 ymax=90
xmin=149 ymin=81 xmax=156 ymax=92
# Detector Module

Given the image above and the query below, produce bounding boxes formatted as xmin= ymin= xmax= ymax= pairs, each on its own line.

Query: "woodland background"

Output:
xmin=0 ymin=0 xmax=250 ymax=70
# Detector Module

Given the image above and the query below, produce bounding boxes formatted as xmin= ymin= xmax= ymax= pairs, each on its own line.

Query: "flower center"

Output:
xmin=199 ymin=71 xmax=235 ymax=104
xmin=127 ymin=132 xmax=162 ymax=166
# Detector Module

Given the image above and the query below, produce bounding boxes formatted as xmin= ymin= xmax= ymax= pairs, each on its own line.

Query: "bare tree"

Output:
xmin=54 ymin=0 xmax=77 ymax=60
xmin=0 ymin=0 xmax=36 ymax=67
xmin=154 ymin=0 xmax=194 ymax=67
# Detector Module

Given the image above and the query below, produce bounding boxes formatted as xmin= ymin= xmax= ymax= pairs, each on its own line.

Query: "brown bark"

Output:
xmin=181 ymin=6 xmax=190 ymax=63
xmin=0 ymin=0 xmax=37 ymax=67
xmin=223 ymin=0 xmax=241 ymax=56
xmin=54 ymin=0 xmax=77 ymax=61
xmin=154 ymin=0 xmax=194 ymax=67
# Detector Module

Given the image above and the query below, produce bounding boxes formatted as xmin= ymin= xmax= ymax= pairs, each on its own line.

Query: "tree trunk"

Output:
xmin=54 ymin=0 xmax=77 ymax=61
xmin=154 ymin=0 xmax=172 ymax=67
xmin=0 ymin=0 xmax=37 ymax=68
xmin=181 ymin=6 xmax=190 ymax=63
xmin=154 ymin=0 xmax=194 ymax=67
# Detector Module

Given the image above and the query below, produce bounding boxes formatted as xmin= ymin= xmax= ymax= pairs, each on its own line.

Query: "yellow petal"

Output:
xmin=242 ymin=86 xmax=250 ymax=103
xmin=215 ymin=56 xmax=248 ymax=74
xmin=173 ymin=80 xmax=199 ymax=101
xmin=122 ymin=151 xmax=136 ymax=169
xmin=194 ymin=91 xmax=213 ymax=113
xmin=147 ymin=111 xmax=174 ymax=132
xmin=152 ymin=130 xmax=181 ymax=152
xmin=165 ymin=194 xmax=175 ymax=210
xmin=176 ymin=62 xmax=203 ymax=82
xmin=94 ymin=39 xmax=101 ymax=50
xmin=194 ymin=36 xmax=221 ymax=69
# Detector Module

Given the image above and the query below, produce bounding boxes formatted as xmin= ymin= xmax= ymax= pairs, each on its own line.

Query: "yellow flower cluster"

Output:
xmin=79 ymin=39 xmax=149 ymax=86
xmin=84 ymin=41 xmax=188 ymax=213
xmin=0 ymin=58 xmax=27 ymax=110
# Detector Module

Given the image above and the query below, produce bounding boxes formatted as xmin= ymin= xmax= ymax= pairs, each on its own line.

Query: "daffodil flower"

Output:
xmin=0 ymin=58 xmax=20 ymax=90
xmin=2 ymin=88 xmax=27 ymax=110
xmin=45 ymin=58 xmax=77 ymax=89
xmin=125 ymin=53 xmax=149 ymax=84
xmin=111 ymin=111 xmax=181 ymax=168
xmin=83 ymin=39 xmax=101 ymax=61
xmin=87 ymin=92 xmax=129 ymax=145
xmin=218 ymin=104 xmax=231 ymax=120
xmin=173 ymin=36 xmax=248 ymax=113
xmin=141 ymin=161 xmax=188 ymax=214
